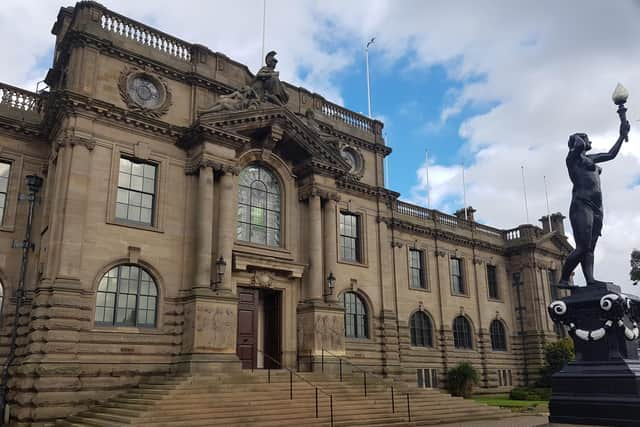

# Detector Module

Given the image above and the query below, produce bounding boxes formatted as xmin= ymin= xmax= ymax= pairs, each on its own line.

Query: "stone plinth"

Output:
xmin=548 ymin=283 xmax=640 ymax=426
xmin=296 ymin=301 xmax=345 ymax=373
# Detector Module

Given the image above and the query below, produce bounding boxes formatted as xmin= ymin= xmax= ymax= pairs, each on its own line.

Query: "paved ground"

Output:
xmin=435 ymin=414 xmax=549 ymax=427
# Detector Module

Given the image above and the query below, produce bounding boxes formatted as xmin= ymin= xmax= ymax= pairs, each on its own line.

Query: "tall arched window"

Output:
xmin=95 ymin=264 xmax=158 ymax=327
xmin=453 ymin=316 xmax=473 ymax=349
xmin=342 ymin=292 xmax=368 ymax=338
xmin=237 ymin=165 xmax=281 ymax=247
xmin=490 ymin=319 xmax=507 ymax=351
xmin=410 ymin=311 xmax=433 ymax=347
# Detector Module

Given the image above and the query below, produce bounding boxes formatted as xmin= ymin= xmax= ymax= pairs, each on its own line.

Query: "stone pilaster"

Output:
xmin=194 ymin=165 xmax=214 ymax=290
xmin=215 ymin=169 xmax=237 ymax=293
xmin=307 ymin=193 xmax=323 ymax=302
xmin=323 ymin=197 xmax=338 ymax=303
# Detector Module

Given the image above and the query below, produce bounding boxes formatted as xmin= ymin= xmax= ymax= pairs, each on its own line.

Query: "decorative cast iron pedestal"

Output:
xmin=548 ymin=283 xmax=640 ymax=426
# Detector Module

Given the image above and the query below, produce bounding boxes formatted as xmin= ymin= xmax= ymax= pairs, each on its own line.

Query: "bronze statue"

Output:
xmin=558 ymin=84 xmax=630 ymax=287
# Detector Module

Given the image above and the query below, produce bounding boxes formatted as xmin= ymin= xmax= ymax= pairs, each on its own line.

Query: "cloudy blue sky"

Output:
xmin=2 ymin=0 xmax=640 ymax=289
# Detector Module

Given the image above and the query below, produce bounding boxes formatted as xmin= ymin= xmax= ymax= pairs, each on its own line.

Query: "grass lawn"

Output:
xmin=472 ymin=394 xmax=548 ymax=413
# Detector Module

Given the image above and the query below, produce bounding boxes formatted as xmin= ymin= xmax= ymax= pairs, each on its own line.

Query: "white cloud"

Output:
xmin=2 ymin=0 xmax=639 ymax=291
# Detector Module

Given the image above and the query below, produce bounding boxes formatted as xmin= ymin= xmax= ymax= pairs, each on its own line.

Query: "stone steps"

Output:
xmin=56 ymin=370 xmax=513 ymax=427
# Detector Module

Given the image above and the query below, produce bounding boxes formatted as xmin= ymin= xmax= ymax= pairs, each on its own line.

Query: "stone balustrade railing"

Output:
xmin=98 ymin=7 xmax=192 ymax=62
xmin=319 ymin=100 xmax=374 ymax=133
xmin=0 ymin=83 xmax=43 ymax=112
xmin=395 ymin=200 xmax=430 ymax=220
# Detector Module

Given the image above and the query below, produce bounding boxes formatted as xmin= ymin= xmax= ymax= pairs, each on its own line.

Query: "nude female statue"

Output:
xmin=558 ymin=118 xmax=630 ymax=287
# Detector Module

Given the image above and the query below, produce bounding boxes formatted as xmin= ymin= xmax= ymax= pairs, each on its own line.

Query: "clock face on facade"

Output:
xmin=128 ymin=76 xmax=162 ymax=109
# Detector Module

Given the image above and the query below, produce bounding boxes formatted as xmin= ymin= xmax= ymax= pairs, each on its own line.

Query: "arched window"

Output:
xmin=453 ymin=316 xmax=473 ymax=349
xmin=237 ymin=165 xmax=281 ymax=247
xmin=490 ymin=319 xmax=507 ymax=351
xmin=95 ymin=264 xmax=158 ymax=327
xmin=342 ymin=292 xmax=368 ymax=338
xmin=410 ymin=311 xmax=433 ymax=347
xmin=0 ymin=280 xmax=4 ymax=317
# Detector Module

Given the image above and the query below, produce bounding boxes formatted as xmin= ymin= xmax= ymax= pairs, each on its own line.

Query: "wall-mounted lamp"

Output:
xmin=324 ymin=272 xmax=336 ymax=296
xmin=210 ymin=256 xmax=226 ymax=290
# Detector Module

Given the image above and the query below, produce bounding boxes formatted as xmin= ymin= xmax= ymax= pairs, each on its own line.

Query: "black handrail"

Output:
xmin=255 ymin=349 xmax=334 ymax=427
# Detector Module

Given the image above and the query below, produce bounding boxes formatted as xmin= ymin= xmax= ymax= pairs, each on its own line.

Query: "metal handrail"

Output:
xmin=255 ymin=349 xmax=334 ymax=426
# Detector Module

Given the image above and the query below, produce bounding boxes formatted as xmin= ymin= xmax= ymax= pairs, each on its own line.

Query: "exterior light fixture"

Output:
xmin=211 ymin=256 xmax=226 ymax=290
xmin=25 ymin=174 xmax=43 ymax=194
xmin=325 ymin=272 xmax=336 ymax=296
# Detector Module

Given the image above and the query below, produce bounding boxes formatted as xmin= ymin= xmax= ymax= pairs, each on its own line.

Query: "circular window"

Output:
xmin=128 ymin=75 xmax=163 ymax=109
xmin=340 ymin=146 xmax=362 ymax=175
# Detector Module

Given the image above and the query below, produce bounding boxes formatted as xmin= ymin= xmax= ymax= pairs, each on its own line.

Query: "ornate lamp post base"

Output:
xmin=549 ymin=283 xmax=640 ymax=426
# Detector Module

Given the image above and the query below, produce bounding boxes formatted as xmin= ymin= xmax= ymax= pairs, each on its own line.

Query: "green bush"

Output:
xmin=446 ymin=362 xmax=480 ymax=398
xmin=536 ymin=338 xmax=575 ymax=387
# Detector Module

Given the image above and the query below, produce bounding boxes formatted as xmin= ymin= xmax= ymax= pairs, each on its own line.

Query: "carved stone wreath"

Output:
xmin=118 ymin=68 xmax=172 ymax=118
xmin=339 ymin=143 xmax=365 ymax=179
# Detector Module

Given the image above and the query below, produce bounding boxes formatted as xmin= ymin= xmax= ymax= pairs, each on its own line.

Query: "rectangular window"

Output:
xmin=497 ymin=369 xmax=513 ymax=386
xmin=0 ymin=161 xmax=10 ymax=224
xmin=547 ymin=269 xmax=558 ymax=300
xmin=409 ymin=249 xmax=426 ymax=289
xmin=417 ymin=368 xmax=438 ymax=388
xmin=450 ymin=257 xmax=465 ymax=294
xmin=487 ymin=264 xmax=499 ymax=300
xmin=339 ymin=212 xmax=361 ymax=262
xmin=116 ymin=157 xmax=156 ymax=226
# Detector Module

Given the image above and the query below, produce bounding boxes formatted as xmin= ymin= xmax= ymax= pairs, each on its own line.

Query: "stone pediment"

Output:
xmin=185 ymin=106 xmax=352 ymax=176
xmin=535 ymin=232 xmax=574 ymax=255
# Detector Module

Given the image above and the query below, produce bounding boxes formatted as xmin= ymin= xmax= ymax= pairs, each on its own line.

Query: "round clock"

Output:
xmin=128 ymin=75 xmax=162 ymax=109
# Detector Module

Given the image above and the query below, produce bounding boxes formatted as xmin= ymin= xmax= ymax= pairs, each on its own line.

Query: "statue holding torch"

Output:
xmin=558 ymin=84 xmax=631 ymax=287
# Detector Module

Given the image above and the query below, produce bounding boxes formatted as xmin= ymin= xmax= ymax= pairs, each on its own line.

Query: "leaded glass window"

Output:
xmin=95 ymin=265 xmax=158 ymax=327
xmin=342 ymin=291 xmax=368 ymax=338
xmin=410 ymin=311 xmax=433 ymax=347
xmin=0 ymin=161 xmax=10 ymax=224
xmin=237 ymin=165 xmax=281 ymax=247
xmin=487 ymin=264 xmax=499 ymax=300
xmin=490 ymin=319 xmax=507 ymax=351
xmin=451 ymin=257 xmax=465 ymax=294
xmin=410 ymin=249 xmax=426 ymax=289
xmin=116 ymin=157 xmax=156 ymax=225
xmin=339 ymin=212 xmax=360 ymax=262
xmin=453 ymin=316 xmax=473 ymax=349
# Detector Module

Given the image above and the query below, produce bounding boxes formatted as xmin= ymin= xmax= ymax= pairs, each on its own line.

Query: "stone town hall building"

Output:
xmin=0 ymin=2 xmax=571 ymax=424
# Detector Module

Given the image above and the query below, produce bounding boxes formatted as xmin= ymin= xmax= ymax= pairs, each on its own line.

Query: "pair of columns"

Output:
xmin=194 ymin=163 xmax=236 ymax=293
xmin=306 ymin=190 xmax=339 ymax=304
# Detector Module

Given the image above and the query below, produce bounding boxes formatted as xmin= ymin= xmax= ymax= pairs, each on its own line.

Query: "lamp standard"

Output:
xmin=0 ymin=174 xmax=43 ymax=423
xmin=365 ymin=37 xmax=375 ymax=118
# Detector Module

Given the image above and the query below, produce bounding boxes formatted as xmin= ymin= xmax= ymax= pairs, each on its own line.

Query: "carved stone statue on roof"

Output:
xmin=251 ymin=51 xmax=289 ymax=106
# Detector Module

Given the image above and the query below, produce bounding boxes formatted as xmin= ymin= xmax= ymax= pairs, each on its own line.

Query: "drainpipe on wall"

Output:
xmin=0 ymin=175 xmax=43 ymax=423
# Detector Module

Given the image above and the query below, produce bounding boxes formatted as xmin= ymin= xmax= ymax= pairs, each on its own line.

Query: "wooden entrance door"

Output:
xmin=237 ymin=287 xmax=258 ymax=369
xmin=263 ymin=289 xmax=281 ymax=369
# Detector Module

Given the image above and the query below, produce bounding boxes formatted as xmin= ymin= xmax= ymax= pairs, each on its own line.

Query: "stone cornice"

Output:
xmin=0 ymin=115 xmax=43 ymax=140
xmin=297 ymin=184 xmax=341 ymax=202
xmin=183 ymin=154 xmax=240 ymax=176
xmin=318 ymin=121 xmax=392 ymax=156
xmin=335 ymin=178 xmax=400 ymax=203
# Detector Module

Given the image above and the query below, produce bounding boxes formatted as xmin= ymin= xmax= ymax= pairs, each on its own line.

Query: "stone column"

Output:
xmin=216 ymin=169 xmax=237 ymax=293
xmin=307 ymin=192 xmax=323 ymax=302
xmin=194 ymin=165 xmax=214 ymax=290
xmin=323 ymin=196 xmax=339 ymax=303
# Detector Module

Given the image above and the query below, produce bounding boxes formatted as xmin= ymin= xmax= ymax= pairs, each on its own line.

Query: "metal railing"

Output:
xmin=254 ymin=349 xmax=334 ymax=426
xmin=321 ymin=348 xmax=411 ymax=420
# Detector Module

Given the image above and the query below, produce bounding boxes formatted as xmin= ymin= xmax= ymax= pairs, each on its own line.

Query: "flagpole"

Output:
xmin=425 ymin=150 xmax=431 ymax=209
xmin=462 ymin=164 xmax=467 ymax=220
xmin=365 ymin=37 xmax=375 ymax=118
xmin=544 ymin=175 xmax=552 ymax=231
xmin=521 ymin=165 xmax=530 ymax=224
xmin=384 ymin=133 xmax=390 ymax=188
xmin=261 ymin=0 xmax=266 ymax=62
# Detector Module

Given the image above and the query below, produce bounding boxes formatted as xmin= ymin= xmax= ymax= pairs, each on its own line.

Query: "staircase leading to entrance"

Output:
xmin=56 ymin=370 xmax=515 ymax=426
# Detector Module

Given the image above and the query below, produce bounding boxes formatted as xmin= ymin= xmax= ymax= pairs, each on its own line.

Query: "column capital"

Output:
xmin=185 ymin=155 xmax=240 ymax=176
xmin=298 ymin=185 xmax=340 ymax=202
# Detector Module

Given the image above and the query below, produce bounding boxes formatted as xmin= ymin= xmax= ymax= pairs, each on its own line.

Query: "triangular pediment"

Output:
xmin=191 ymin=106 xmax=352 ymax=175
xmin=534 ymin=232 xmax=574 ymax=255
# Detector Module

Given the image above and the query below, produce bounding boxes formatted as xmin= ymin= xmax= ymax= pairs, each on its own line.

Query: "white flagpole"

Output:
xmin=544 ymin=175 xmax=552 ymax=231
xmin=462 ymin=164 xmax=468 ymax=220
xmin=521 ymin=165 xmax=530 ymax=224
xmin=425 ymin=150 xmax=431 ymax=209
xmin=261 ymin=0 xmax=267 ymax=62
xmin=384 ymin=133 xmax=390 ymax=188
xmin=365 ymin=37 xmax=375 ymax=118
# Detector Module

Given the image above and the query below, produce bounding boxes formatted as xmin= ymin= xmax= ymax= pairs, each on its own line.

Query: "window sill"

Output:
xmin=345 ymin=336 xmax=373 ymax=343
xmin=0 ymin=225 xmax=15 ymax=233
xmin=234 ymin=241 xmax=293 ymax=260
xmin=338 ymin=259 xmax=368 ymax=268
xmin=409 ymin=345 xmax=436 ymax=351
xmin=91 ymin=326 xmax=162 ymax=334
xmin=108 ymin=218 xmax=163 ymax=233
xmin=451 ymin=291 xmax=471 ymax=298
xmin=451 ymin=347 xmax=476 ymax=352
xmin=409 ymin=286 xmax=431 ymax=293
xmin=487 ymin=297 xmax=504 ymax=303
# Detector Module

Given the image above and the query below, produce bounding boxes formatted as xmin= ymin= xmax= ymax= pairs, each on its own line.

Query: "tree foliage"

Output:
xmin=631 ymin=249 xmax=640 ymax=285
xmin=446 ymin=362 xmax=480 ymax=398
xmin=536 ymin=338 xmax=575 ymax=387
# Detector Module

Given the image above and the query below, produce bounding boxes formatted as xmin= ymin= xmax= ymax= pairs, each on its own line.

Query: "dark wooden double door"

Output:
xmin=236 ymin=287 xmax=281 ymax=369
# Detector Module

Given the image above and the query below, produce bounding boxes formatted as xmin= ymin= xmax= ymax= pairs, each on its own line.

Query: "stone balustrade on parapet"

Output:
xmin=60 ymin=1 xmax=383 ymax=140
xmin=0 ymin=82 xmax=46 ymax=124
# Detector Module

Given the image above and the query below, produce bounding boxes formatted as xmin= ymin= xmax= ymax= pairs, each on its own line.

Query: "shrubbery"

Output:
xmin=509 ymin=387 xmax=551 ymax=401
xmin=446 ymin=362 xmax=480 ymax=398
xmin=536 ymin=338 xmax=575 ymax=387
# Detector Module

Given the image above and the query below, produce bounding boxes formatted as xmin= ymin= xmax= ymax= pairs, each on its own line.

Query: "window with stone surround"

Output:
xmin=453 ymin=316 xmax=473 ymax=349
xmin=95 ymin=264 xmax=158 ymax=328
xmin=0 ymin=280 xmax=4 ymax=317
xmin=490 ymin=319 xmax=507 ymax=351
xmin=237 ymin=165 xmax=281 ymax=247
xmin=410 ymin=311 xmax=433 ymax=347
xmin=409 ymin=249 xmax=426 ymax=289
xmin=450 ymin=257 xmax=465 ymax=295
xmin=0 ymin=161 xmax=10 ymax=224
xmin=342 ymin=291 xmax=368 ymax=338
xmin=116 ymin=157 xmax=157 ymax=226
xmin=487 ymin=264 xmax=499 ymax=300
xmin=339 ymin=212 xmax=361 ymax=262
